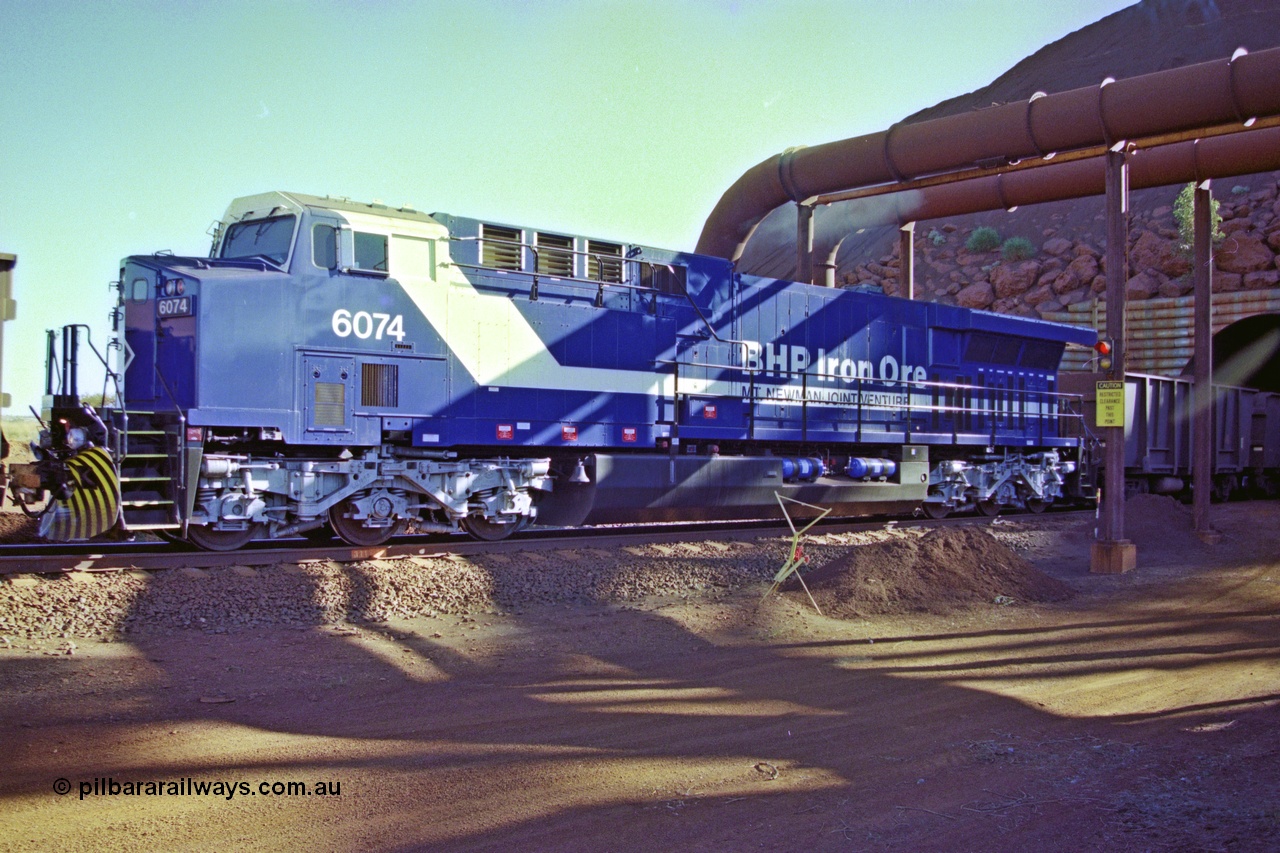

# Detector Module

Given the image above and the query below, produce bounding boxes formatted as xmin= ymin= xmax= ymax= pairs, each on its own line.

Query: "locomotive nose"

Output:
xmin=37 ymin=447 xmax=121 ymax=541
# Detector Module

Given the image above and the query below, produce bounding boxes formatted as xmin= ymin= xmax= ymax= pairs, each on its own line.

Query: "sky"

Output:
xmin=0 ymin=0 xmax=1135 ymax=413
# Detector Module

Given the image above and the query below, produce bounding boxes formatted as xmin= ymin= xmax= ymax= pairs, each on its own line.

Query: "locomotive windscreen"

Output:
xmin=221 ymin=214 xmax=296 ymax=265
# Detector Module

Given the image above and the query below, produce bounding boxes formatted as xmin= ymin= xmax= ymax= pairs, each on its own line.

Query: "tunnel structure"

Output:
xmin=1190 ymin=312 xmax=1280 ymax=391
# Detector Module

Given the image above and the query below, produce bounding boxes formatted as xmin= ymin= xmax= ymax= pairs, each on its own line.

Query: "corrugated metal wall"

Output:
xmin=1045 ymin=289 xmax=1280 ymax=375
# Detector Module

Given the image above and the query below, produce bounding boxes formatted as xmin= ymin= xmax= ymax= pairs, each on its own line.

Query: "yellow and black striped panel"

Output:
xmin=39 ymin=447 xmax=121 ymax=542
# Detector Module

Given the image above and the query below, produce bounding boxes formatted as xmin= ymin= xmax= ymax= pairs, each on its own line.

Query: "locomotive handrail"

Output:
xmin=658 ymin=356 xmax=1086 ymax=441
xmin=658 ymin=356 xmax=1089 ymax=401
xmin=45 ymin=324 xmax=124 ymax=406
xmin=450 ymin=235 xmax=750 ymax=336
xmin=451 ymin=235 xmax=762 ymax=348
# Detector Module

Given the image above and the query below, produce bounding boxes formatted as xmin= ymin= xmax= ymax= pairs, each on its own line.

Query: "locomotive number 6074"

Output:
xmin=331 ymin=309 xmax=405 ymax=342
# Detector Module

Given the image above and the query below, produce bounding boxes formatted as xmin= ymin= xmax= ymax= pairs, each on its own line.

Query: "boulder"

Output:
xmin=1243 ymin=270 xmax=1280 ymax=290
xmin=1159 ymin=276 xmax=1194 ymax=298
xmin=1051 ymin=267 xmax=1079 ymax=295
xmin=1042 ymin=237 xmax=1073 ymax=256
xmin=1129 ymin=230 xmax=1190 ymax=278
xmin=1126 ymin=272 xmax=1161 ymax=300
xmin=955 ymin=281 xmax=994 ymax=309
xmin=1215 ymin=272 xmax=1243 ymax=292
xmin=1023 ymin=283 xmax=1055 ymax=307
xmin=1217 ymin=232 xmax=1275 ymax=273
xmin=1049 ymin=254 xmax=1099 ymax=297
xmin=990 ymin=260 xmax=1041 ymax=299
xmin=1036 ymin=299 xmax=1065 ymax=317
xmin=1264 ymin=226 xmax=1280 ymax=252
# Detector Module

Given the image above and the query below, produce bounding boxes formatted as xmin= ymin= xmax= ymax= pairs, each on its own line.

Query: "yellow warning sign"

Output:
xmin=1096 ymin=381 xmax=1125 ymax=428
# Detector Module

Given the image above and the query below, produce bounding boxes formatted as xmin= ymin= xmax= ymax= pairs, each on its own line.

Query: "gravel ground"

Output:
xmin=0 ymin=519 xmax=1079 ymax=645
xmin=0 ymin=537 xmax=832 ymax=642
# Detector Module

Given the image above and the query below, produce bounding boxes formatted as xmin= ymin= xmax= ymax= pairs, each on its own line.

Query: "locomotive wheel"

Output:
xmin=920 ymin=502 xmax=950 ymax=520
xmin=1026 ymin=498 xmax=1050 ymax=514
xmin=328 ymin=497 xmax=406 ymax=547
xmin=461 ymin=515 xmax=527 ymax=542
xmin=975 ymin=499 xmax=1001 ymax=517
xmin=186 ymin=523 xmax=261 ymax=552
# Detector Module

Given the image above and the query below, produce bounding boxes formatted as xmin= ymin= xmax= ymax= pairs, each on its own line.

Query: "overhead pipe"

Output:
xmin=807 ymin=121 xmax=1280 ymax=285
xmin=697 ymin=46 xmax=1280 ymax=263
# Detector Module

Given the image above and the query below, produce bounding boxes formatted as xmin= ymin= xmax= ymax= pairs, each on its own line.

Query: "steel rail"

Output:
xmin=0 ymin=509 xmax=1094 ymax=576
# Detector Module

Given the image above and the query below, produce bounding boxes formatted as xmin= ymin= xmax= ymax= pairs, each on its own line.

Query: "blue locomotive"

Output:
xmin=14 ymin=191 xmax=1095 ymax=549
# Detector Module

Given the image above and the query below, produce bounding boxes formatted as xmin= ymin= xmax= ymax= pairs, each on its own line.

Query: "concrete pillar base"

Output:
xmin=1091 ymin=539 xmax=1137 ymax=574
xmin=1196 ymin=528 xmax=1223 ymax=545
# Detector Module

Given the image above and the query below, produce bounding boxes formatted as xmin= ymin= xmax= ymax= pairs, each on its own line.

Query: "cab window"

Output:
xmin=313 ymin=224 xmax=337 ymax=270
xmin=221 ymin=215 xmax=296 ymax=264
xmin=354 ymin=232 xmax=388 ymax=272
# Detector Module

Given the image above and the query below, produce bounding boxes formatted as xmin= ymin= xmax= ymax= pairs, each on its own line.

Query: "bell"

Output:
xmin=568 ymin=459 xmax=590 ymax=483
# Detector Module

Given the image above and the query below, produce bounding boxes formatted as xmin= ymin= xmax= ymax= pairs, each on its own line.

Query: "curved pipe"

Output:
xmin=698 ymin=46 xmax=1280 ymax=262
xmin=803 ymin=123 xmax=1280 ymax=283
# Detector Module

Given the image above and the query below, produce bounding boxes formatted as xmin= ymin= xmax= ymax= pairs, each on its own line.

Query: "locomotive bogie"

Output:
xmin=923 ymin=451 xmax=1074 ymax=516
xmin=187 ymin=449 xmax=555 ymax=545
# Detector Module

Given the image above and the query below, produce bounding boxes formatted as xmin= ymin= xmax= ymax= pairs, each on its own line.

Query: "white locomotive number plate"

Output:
xmin=332 ymin=309 xmax=405 ymax=342
xmin=157 ymin=296 xmax=193 ymax=318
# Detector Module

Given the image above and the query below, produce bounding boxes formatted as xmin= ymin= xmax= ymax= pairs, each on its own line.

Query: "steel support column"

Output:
xmin=899 ymin=222 xmax=915 ymax=300
xmin=1091 ymin=147 xmax=1137 ymax=574
xmin=797 ymin=203 xmax=814 ymax=285
xmin=0 ymin=253 xmax=14 ymax=412
xmin=1192 ymin=181 xmax=1220 ymax=543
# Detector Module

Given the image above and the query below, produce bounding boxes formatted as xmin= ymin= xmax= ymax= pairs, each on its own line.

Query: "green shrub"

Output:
xmin=926 ymin=228 xmax=947 ymax=246
xmin=1000 ymin=237 xmax=1036 ymax=261
xmin=965 ymin=226 xmax=1001 ymax=252
xmin=1173 ymin=182 xmax=1223 ymax=253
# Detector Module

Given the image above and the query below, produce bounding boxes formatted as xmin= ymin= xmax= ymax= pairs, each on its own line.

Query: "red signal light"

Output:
xmin=1095 ymin=340 xmax=1111 ymax=356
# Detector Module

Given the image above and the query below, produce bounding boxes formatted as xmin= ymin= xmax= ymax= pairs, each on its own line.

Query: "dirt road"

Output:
xmin=3 ymin=503 xmax=1279 ymax=851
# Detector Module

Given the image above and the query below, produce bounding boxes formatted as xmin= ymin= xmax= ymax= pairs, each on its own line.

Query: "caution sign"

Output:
xmin=1096 ymin=381 xmax=1126 ymax=428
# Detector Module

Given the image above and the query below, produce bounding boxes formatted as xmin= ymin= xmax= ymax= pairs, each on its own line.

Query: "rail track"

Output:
xmin=0 ymin=508 xmax=1095 ymax=576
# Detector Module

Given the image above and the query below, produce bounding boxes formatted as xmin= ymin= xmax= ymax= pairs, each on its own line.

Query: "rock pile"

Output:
xmin=843 ymin=173 xmax=1280 ymax=319
xmin=790 ymin=526 xmax=1073 ymax=618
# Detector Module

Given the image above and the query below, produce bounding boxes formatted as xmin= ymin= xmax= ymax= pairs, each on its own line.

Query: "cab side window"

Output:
xmin=313 ymin=224 xmax=337 ymax=270
xmin=354 ymin=233 xmax=388 ymax=272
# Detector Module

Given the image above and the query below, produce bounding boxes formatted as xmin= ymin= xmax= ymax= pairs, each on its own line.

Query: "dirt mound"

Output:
xmin=1071 ymin=493 xmax=1206 ymax=555
xmin=1119 ymin=493 xmax=1215 ymax=559
xmin=790 ymin=526 xmax=1073 ymax=618
xmin=1123 ymin=492 xmax=1194 ymax=541
xmin=0 ymin=512 xmax=39 ymax=544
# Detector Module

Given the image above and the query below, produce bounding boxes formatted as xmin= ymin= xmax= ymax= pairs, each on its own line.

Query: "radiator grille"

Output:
xmin=536 ymin=232 xmax=574 ymax=277
xmin=361 ymin=363 xmax=399 ymax=408
xmin=313 ymin=382 xmax=346 ymax=427
xmin=481 ymin=224 xmax=522 ymax=270
xmin=587 ymin=239 xmax=623 ymax=283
